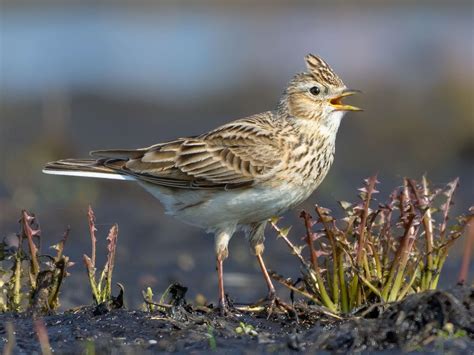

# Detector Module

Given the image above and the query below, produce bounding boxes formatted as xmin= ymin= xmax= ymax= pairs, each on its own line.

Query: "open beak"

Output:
xmin=329 ymin=89 xmax=362 ymax=112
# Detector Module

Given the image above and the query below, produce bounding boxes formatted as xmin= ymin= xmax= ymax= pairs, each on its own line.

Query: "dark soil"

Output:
xmin=1 ymin=286 xmax=473 ymax=354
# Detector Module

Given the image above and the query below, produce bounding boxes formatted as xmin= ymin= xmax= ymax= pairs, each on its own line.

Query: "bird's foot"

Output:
xmin=217 ymin=294 xmax=235 ymax=317
xmin=254 ymin=290 xmax=279 ymax=318
xmin=264 ymin=290 xmax=278 ymax=318
xmin=217 ymin=302 xmax=229 ymax=317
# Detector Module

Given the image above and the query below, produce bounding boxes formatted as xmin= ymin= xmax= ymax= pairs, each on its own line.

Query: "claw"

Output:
xmin=264 ymin=290 xmax=277 ymax=318
xmin=250 ymin=294 xmax=280 ymax=318
xmin=218 ymin=303 xmax=229 ymax=317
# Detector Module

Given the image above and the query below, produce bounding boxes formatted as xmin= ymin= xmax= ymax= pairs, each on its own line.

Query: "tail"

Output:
xmin=43 ymin=158 xmax=135 ymax=181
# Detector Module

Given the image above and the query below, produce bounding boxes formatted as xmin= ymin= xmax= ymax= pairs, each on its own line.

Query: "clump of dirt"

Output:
xmin=311 ymin=286 xmax=474 ymax=352
xmin=0 ymin=286 xmax=472 ymax=353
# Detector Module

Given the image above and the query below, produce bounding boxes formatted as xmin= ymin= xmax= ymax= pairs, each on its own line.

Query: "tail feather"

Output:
xmin=43 ymin=159 xmax=135 ymax=181
xmin=90 ymin=149 xmax=145 ymax=159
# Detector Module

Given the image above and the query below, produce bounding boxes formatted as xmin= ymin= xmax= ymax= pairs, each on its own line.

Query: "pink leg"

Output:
xmin=214 ymin=228 xmax=234 ymax=316
xmin=217 ymin=254 xmax=227 ymax=313
xmin=256 ymin=252 xmax=276 ymax=301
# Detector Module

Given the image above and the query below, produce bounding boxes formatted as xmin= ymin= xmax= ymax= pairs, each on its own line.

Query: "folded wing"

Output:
xmin=90 ymin=113 xmax=286 ymax=190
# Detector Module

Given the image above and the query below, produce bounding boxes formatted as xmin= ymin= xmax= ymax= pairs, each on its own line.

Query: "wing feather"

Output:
xmin=95 ymin=112 xmax=287 ymax=189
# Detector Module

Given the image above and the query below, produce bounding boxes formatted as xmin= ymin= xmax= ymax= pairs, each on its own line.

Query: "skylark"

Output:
xmin=43 ymin=54 xmax=361 ymax=313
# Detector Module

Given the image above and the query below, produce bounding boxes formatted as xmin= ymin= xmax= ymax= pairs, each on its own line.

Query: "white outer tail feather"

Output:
xmin=42 ymin=169 xmax=135 ymax=181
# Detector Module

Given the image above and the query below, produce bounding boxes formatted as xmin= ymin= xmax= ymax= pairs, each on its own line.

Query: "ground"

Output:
xmin=0 ymin=286 xmax=473 ymax=354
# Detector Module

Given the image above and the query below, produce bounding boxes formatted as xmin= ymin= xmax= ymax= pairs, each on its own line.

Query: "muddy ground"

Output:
xmin=1 ymin=285 xmax=473 ymax=354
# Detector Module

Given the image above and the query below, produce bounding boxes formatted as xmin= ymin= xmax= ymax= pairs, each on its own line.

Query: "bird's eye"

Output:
xmin=309 ymin=86 xmax=320 ymax=96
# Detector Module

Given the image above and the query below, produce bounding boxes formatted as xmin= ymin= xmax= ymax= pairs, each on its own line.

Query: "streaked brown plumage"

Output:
xmin=43 ymin=54 xmax=361 ymax=314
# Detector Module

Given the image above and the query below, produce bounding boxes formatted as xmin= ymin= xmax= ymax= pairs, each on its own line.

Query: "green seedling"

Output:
xmin=437 ymin=323 xmax=467 ymax=339
xmin=83 ymin=339 xmax=96 ymax=355
xmin=235 ymin=322 xmax=258 ymax=337
xmin=207 ymin=325 xmax=217 ymax=351
xmin=142 ymin=283 xmax=188 ymax=314
xmin=142 ymin=287 xmax=156 ymax=312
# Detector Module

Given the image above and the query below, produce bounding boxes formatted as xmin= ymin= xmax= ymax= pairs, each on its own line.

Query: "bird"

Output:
xmin=43 ymin=54 xmax=361 ymax=314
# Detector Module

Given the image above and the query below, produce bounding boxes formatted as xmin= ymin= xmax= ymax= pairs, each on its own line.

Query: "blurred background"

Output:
xmin=1 ymin=1 xmax=473 ymax=309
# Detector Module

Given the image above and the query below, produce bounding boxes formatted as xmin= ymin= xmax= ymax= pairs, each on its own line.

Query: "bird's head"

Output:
xmin=281 ymin=54 xmax=361 ymax=124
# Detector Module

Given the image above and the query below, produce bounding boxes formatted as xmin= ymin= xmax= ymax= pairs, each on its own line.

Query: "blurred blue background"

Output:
xmin=1 ymin=1 xmax=473 ymax=308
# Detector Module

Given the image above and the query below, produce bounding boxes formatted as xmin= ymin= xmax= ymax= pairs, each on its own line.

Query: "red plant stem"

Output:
xmin=314 ymin=207 xmax=342 ymax=304
xmin=380 ymin=216 xmax=391 ymax=267
xmin=301 ymin=210 xmax=318 ymax=271
xmin=56 ymin=227 xmax=70 ymax=260
xmin=439 ymin=178 xmax=459 ymax=241
xmin=87 ymin=206 xmax=97 ymax=267
xmin=406 ymin=178 xmax=435 ymax=289
xmin=105 ymin=224 xmax=119 ymax=296
xmin=383 ymin=214 xmax=417 ymax=301
xmin=420 ymin=177 xmax=434 ymax=255
xmin=356 ymin=176 xmax=377 ymax=265
xmin=458 ymin=218 xmax=474 ymax=284
xmin=407 ymin=179 xmax=433 ymax=247
xmin=401 ymin=184 xmax=418 ymax=256
xmin=21 ymin=210 xmax=40 ymax=279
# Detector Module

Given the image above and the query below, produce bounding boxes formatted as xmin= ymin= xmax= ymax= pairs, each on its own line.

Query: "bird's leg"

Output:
xmin=216 ymin=251 xmax=227 ymax=312
xmin=214 ymin=228 xmax=234 ymax=316
xmin=254 ymin=243 xmax=276 ymax=305
xmin=248 ymin=222 xmax=277 ymax=311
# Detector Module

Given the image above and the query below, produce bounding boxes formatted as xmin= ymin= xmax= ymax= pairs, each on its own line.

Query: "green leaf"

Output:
xmin=338 ymin=201 xmax=352 ymax=210
xmin=278 ymin=227 xmax=291 ymax=238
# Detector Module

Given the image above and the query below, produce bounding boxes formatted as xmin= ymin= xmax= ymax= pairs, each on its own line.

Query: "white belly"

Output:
xmin=139 ymin=181 xmax=315 ymax=229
